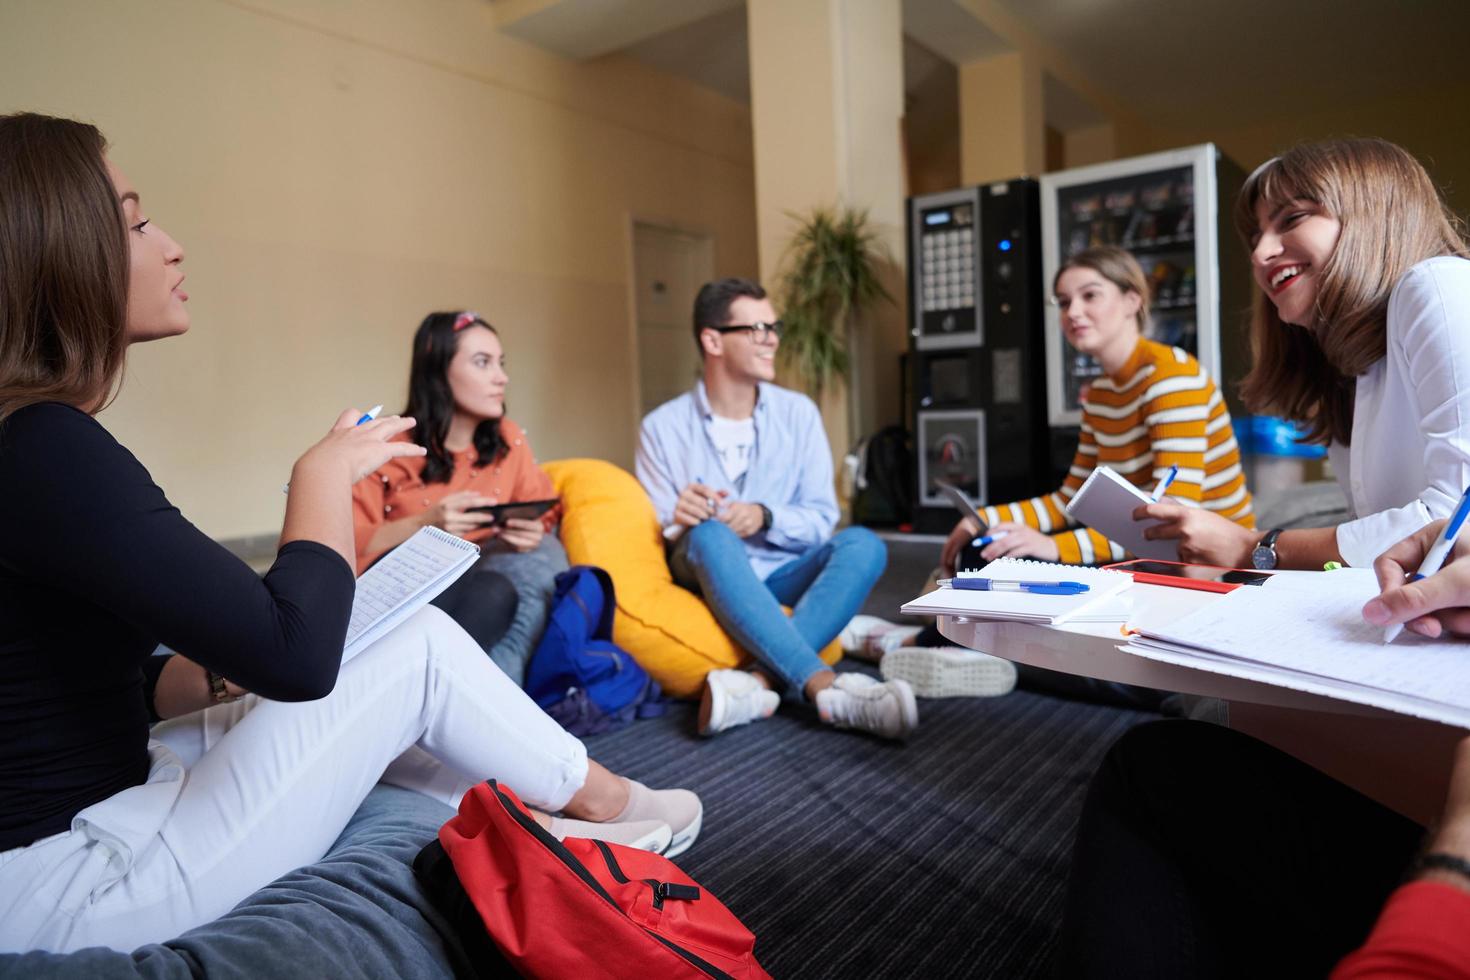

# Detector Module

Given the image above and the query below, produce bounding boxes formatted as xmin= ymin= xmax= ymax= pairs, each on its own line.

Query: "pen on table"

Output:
xmin=282 ymin=405 xmax=384 ymax=494
xmin=1384 ymin=483 xmax=1470 ymax=643
xmin=1150 ymin=464 xmax=1179 ymax=503
xmin=938 ymin=577 xmax=1090 ymax=596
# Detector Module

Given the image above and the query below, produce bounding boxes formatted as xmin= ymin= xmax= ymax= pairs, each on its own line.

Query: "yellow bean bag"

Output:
xmin=545 ymin=458 xmax=842 ymax=699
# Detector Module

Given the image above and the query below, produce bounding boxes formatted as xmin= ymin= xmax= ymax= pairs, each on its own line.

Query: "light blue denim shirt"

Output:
xmin=636 ymin=380 xmax=838 ymax=580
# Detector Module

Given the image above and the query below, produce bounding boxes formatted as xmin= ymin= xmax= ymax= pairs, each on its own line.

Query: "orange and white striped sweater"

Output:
xmin=981 ymin=337 xmax=1254 ymax=564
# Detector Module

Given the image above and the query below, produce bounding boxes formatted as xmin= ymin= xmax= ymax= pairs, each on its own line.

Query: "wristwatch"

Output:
xmin=758 ymin=504 xmax=773 ymax=531
xmin=1251 ymin=528 xmax=1284 ymax=570
xmin=207 ymin=670 xmax=238 ymax=705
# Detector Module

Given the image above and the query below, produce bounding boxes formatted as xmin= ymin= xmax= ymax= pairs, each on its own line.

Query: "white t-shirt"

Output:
xmin=709 ymin=414 xmax=756 ymax=488
xmin=1330 ymin=256 xmax=1470 ymax=567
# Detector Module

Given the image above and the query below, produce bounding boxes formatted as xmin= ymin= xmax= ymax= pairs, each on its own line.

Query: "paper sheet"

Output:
xmin=1136 ymin=571 xmax=1470 ymax=725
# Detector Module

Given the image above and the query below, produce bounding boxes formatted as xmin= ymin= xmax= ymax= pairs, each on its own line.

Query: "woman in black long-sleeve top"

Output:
xmin=0 ymin=113 xmax=700 ymax=953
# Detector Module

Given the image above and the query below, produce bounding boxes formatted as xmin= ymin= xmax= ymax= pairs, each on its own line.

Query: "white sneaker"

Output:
xmin=700 ymin=669 xmax=780 ymax=736
xmin=880 ymin=646 xmax=1017 ymax=699
xmin=548 ymin=816 xmax=672 ymax=853
xmin=838 ymin=615 xmax=923 ymax=663
xmin=815 ymin=672 xmax=919 ymax=740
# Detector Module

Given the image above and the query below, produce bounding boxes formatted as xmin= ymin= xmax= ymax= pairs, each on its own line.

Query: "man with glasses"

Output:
xmin=636 ymin=277 xmax=917 ymax=740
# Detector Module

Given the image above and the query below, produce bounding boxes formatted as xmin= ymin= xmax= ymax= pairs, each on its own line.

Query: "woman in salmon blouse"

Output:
xmin=353 ymin=312 xmax=568 ymax=685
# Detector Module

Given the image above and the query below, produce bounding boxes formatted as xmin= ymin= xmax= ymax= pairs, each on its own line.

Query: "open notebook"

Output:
xmin=901 ymin=557 xmax=1134 ymax=625
xmin=343 ymin=526 xmax=480 ymax=662
xmin=1125 ymin=569 xmax=1470 ymax=728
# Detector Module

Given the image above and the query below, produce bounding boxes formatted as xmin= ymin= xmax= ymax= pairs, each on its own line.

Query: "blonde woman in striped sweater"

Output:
xmin=941 ymin=245 xmax=1254 ymax=570
xmin=844 ymin=247 xmax=1253 ymax=703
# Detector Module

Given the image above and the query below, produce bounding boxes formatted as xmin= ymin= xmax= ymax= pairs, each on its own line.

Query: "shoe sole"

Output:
xmin=881 ymin=647 xmax=1017 ymax=699
xmin=662 ymin=801 xmax=703 ymax=860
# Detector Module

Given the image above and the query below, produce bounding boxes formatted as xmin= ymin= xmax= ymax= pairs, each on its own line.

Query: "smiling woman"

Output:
xmin=1140 ymin=137 xmax=1470 ymax=573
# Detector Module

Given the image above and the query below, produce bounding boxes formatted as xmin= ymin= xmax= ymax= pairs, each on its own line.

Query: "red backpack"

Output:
xmin=416 ymin=780 xmax=771 ymax=980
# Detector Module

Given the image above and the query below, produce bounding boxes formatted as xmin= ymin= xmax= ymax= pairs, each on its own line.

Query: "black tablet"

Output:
xmin=467 ymin=498 xmax=559 ymax=525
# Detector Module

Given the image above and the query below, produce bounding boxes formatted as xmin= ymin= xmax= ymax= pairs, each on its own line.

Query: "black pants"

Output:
xmin=1055 ymin=720 xmax=1425 ymax=979
xmin=431 ymin=568 xmax=519 ymax=657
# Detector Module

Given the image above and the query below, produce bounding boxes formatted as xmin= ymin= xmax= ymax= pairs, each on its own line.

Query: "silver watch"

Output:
xmin=1251 ymin=529 xmax=1284 ymax=570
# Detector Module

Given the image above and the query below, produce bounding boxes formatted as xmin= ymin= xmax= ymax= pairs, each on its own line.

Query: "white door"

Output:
xmin=632 ymin=223 xmax=714 ymax=421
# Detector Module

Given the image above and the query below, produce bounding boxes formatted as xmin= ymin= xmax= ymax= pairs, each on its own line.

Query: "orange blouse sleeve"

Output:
xmin=501 ymin=420 xmax=562 ymax=528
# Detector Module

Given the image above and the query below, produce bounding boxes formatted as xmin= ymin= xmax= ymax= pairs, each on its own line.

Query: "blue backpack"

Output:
xmin=525 ymin=566 xmax=664 ymax=737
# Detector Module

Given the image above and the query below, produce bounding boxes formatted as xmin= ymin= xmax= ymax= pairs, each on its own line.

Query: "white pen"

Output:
xmin=1150 ymin=464 xmax=1179 ymax=503
xmin=1384 ymin=484 xmax=1470 ymax=642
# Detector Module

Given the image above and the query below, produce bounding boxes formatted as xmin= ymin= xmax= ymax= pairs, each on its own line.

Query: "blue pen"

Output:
xmin=939 ymin=578 xmax=1090 ymax=596
xmin=973 ymin=530 xmax=1011 ymax=547
xmin=281 ymin=405 xmax=384 ymax=494
xmin=1150 ymin=464 xmax=1179 ymax=503
xmin=1384 ymin=484 xmax=1470 ymax=642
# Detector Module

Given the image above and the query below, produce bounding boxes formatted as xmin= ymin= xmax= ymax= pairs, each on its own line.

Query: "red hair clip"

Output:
xmin=453 ymin=311 xmax=481 ymax=331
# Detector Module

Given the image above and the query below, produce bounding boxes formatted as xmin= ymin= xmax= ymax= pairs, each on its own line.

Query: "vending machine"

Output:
xmin=906 ymin=178 xmax=1050 ymax=533
xmin=1039 ymin=144 xmax=1251 ymax=442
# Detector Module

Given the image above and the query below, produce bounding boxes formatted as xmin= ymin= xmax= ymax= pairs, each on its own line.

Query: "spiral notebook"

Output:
xmin=343 ymin=526 xmax=480 ymax=662
xmin=901 ymin=557 xmax=1135 ymax=625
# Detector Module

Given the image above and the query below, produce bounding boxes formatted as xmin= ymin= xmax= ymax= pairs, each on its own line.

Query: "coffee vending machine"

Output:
xmin=907 ymin=179 xmax=1051 ymax=534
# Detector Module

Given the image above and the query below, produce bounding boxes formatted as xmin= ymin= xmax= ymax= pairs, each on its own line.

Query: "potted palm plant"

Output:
xmin=775 ymin=206 xmax=893 ymax=397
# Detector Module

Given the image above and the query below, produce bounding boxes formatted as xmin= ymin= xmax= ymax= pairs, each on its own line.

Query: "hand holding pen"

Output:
xmin=286 ymin=405 xmax=423 ymax=493
xmin=1364 ymin=486 xmax=1470 ymax=641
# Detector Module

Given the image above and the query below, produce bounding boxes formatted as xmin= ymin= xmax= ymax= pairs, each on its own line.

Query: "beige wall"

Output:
xmin=0 ymin=0 xmax=757 ymax=541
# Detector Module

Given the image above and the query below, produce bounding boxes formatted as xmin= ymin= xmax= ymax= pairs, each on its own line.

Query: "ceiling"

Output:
xmin=989 ymin=0 xmax=1470 ymax=131
xmin=497 ymin=0 xmax=1470 ymax=134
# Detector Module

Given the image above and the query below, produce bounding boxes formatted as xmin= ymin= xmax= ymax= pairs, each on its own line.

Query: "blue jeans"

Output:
xmin=668 ymin=522 xmax=886 ymax=701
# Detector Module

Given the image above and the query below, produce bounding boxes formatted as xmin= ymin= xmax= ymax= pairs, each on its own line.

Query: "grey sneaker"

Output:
xmin=880 ymin=646 xmax=1017 ymax=699
xmin=700 ymin=669 xmax=780 ymax=736
xmin=815 ymin=673 xmax=919 ymax=740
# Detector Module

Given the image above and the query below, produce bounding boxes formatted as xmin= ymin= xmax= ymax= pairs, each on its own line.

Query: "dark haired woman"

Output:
xmin=1137 ymin=137 xmax=1470 ymax=571
xmin=352 ymin=312 xmax=568 ymax=685
xmin=0 ymin=113 xmax=699 ymax=953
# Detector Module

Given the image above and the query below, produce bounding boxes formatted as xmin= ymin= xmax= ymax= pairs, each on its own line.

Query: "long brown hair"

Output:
xmin=1054 ymin=245 xmax=1151 ymax=333
xmin=1235 ymin=138 xmax=1469 ymax=445
xmin=0 ymin=113 xmax=129 ymax=425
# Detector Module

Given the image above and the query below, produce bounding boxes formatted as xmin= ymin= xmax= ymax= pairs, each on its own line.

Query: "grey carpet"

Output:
xmin=585 ymin=679 xmax=1154 ymax=978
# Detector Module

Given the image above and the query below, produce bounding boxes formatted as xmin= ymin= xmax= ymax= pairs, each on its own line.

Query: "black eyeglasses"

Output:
xmin=703 ymin=320 xmax=784 ymax=342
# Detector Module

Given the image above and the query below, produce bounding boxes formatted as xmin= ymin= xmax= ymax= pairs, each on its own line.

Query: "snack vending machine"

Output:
xmin=1039 ymin=144 xmax=1250 ymax=438
xmin=907 ymin=178 xmax=1050 ymax=533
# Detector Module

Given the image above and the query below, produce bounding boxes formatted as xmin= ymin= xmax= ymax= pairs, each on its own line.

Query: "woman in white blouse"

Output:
xmin=1138 ymin=137 xmax=1470 ymax=570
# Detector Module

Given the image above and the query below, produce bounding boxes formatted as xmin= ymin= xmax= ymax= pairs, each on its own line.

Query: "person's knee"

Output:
xmin=833 ymin=526 xmax=887 ymax=578
xmin=683 ymin=518 xmax=744 ymax=561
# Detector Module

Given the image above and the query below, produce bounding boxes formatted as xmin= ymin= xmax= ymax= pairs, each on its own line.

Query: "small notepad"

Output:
xmin=901 ymin=557 xmax=1135 ymax=625
xmin=343 ymin=526 xmax=480 ymax=662
xmin=1064 ymin=466 xmax=1179 ymax=560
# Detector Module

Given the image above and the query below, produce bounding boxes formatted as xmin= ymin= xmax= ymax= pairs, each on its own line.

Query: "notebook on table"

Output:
xmin=1064 ymin=465 xmax=1180 ymax=560
xmin=901 ymin=557 xmax=1135 ymax=625
xmin=343 ymin=526 xmax=480 ymax=662
xmin=1124 ymin=569 xmax=1470 ymax=728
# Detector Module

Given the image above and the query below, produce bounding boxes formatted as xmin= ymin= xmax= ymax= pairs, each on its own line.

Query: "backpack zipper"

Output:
xmin=488 ymin=782 xmax=732 ymax=980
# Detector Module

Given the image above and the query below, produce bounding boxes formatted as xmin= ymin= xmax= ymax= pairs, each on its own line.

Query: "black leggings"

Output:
xmin=1055 ymin=720 xmax=1424 ymax=979
xmin=431 ymin=568 xmax=519 ymax=658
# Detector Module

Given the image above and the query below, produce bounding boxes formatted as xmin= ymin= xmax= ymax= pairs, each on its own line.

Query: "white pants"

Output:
xmin=0 ymin=606 xmax=587 ymax=953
